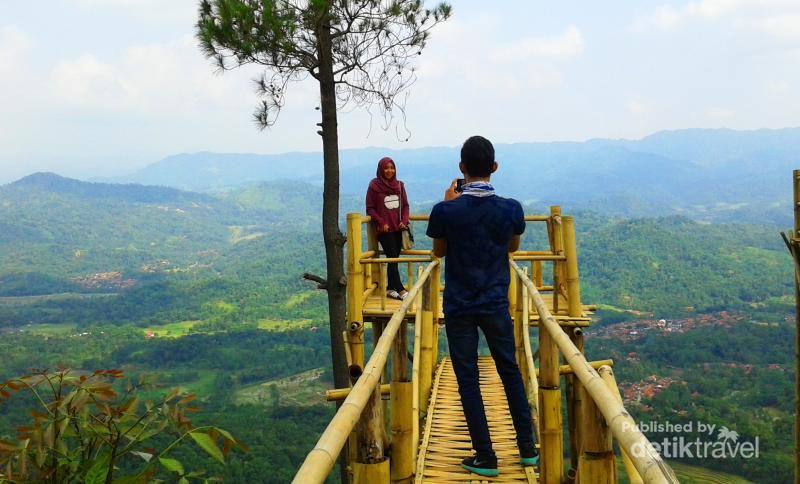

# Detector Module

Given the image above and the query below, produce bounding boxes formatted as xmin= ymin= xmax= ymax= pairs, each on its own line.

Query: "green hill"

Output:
xmin=579 ymin=215 xmax=792 ymax=316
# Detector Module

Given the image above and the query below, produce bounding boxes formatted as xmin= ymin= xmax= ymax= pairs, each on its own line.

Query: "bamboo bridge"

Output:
xmin=293 ymin=208 xmax=680 ymax=484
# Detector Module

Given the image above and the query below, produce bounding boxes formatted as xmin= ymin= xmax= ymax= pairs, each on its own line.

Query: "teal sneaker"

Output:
xmin=461 ymin=454 xmax=498 ymax=477
xmin=520 ymin=447 xmax=539 ymax=466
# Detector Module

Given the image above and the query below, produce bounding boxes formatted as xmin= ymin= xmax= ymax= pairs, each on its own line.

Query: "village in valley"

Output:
xmin=589 ymin=311 xmax=778 ymax=342
xmin=589 ymin=311 xmax=788 ymax=411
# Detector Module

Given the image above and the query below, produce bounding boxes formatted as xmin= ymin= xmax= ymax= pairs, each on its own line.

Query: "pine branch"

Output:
xmin=303 ymin=272 xmax=328 ymax=290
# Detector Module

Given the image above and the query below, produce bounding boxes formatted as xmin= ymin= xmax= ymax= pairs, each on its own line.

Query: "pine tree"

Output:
xmin=196 ymin=0 xmax=450 ymax=398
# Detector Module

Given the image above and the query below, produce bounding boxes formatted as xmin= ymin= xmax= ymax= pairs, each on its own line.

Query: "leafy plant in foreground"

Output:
xmin=0 ymin=369 xmax=243 ymax=483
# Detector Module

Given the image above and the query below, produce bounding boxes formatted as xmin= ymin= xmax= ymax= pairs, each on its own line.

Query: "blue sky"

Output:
xmin=1 ymin=0 xmax=799 ymax=182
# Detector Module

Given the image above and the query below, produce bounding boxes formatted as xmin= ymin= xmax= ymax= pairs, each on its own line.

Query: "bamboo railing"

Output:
xmin=511 ymin=259 xmax=679 ymax=484
xmin=292 ymin=260 xmax=439 ymax=483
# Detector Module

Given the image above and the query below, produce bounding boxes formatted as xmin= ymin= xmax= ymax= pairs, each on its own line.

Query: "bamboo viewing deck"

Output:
xmin=293 ymin=208 xmax=679 ymax=484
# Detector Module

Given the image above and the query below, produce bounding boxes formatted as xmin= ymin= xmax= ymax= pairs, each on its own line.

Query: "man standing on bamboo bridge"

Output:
xmin=426 ymin=135 xmax=539 ymax=477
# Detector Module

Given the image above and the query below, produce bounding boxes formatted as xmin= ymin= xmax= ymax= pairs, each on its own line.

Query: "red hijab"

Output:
xmin=369 ymin=157 xmax=402 ymax=195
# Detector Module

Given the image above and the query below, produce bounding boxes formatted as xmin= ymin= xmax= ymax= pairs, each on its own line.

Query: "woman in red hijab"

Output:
xmin=366 ymin=157 xmax=410 ymax=300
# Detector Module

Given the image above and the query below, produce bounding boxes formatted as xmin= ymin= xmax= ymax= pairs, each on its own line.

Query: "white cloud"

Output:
xmin=523 ymin=64 xmax=564 ymax=89
xmin=71 ymin=0 xmax=165 ymax=5
xmin=631 ymin=0 xmax=800 ymax=37
xmin=49 ymin=36 xmax=258 ymax=114
xmin=494 ymin=26 xmax=584 ymax=62
xmin=632 ymin=5 xmax=681 ymax=32
xmin=0 ymin=26 xmax=34 ymax=149
xmin=416 ymin=17 xmax=574 ymax=98
xmin=0 ymin=25 xmax=32 ymax=77
xmin=767 ymin=80 xmax=790 ymax=95
xmin=52 ymin=54 xmax=131 ymax=109
xmin=706 ymin=106 xmax=736 ymax=120
xmin=754 ymin=14 xmax=800 ymax=40
xmin=626 ymin=99 xmax=650 ymax=117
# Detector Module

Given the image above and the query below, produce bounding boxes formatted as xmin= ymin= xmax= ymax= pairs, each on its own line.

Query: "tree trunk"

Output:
xmin=316 ymin=6 xmax=350 ymax=483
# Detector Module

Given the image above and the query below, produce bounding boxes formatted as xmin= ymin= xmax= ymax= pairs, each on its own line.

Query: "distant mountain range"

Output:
xmin=92 ymin=128 xmax=799 ymax=224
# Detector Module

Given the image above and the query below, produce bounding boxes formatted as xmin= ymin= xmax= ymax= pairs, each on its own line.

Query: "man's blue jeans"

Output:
xmin=445 ymin=311 xmax=536 ymax=457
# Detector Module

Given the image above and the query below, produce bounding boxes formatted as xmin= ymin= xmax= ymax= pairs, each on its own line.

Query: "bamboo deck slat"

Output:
xmin=415 ymin=357 xmax=539 ymax=483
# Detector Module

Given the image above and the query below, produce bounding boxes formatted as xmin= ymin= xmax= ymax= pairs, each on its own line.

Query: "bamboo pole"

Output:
xmin=534 ymin=260 xmax=543 ymax=288
xmin=373 ymin=320 xmax=390 ymax=451
xmin=344 ymin=331 xmax=353 ymax=368
xmin=516 ymin=250 xmax=562 ymax=256
xmin=514 ymin=269 xmax=525 ymax=374
xmin=411 ymin=280 xmax=423 ymax=469
xmin=328 ymin=384 xmax=391 ymax=402
xmin=550 ymin=206 xmax=566 ymax=314
xmin=373 ymin=319 xmax=385 ymax=380
xmin=512 ymin=254 xmax=567 ymax=261
xmin=367 ymin=222 xmax=381 ymax=286
xmin=509 ymin=261 xmax=518 ymax=318
xmin=393 ymin=321 xmax=409 ymax=381
xmin=391 ymin=320 xmax=413 ymax=483
xmin=564 ymin=216 xmax=582 ymax=319
xmin=520 ymin=269 xmax=541 ymax=444
xmin=360 ymin=257 xmax=432 ymax=264
xmin=795 ymin=169 xmax=800 ymax=484
xmin=567 ymin=327 xmax=585 ymax=480
xmin=401 ymin=249 xmax=433 ymax=256
xmin=352 ymin=459 xmax=389 ymax=483
xmin=293 ymin=261 xmax=439 ymax=484
xmin=519 ymin=269 xmax=532 ymax=390
xmin=351 ymin=365 xmax=386 ymax=465
xmin=419 ymin=275 xmax=435 ymax=417
xmin=430 ymin=261 xmax=441 ymax=369
xmin=362 ymin=283 xmax=377 ymax=302
xmin=599 ymin=366 xmax=643 ymax=484
xmin=538 ymin=297 xmax=564 ymax=484
xmin=359 ymin=214 xmax=552 ymax=223
xmin=512 ymin=261 xmax=679 ymax=484
xmin=380 ymin=263 xmax=387 ymax=312
xmin=534 ymin=358 xmax=613 ymax=377
xmin=347 ymin=214 xmax=366 ymax=369
xmin=577 ymin=376 xmax=616 ymax=484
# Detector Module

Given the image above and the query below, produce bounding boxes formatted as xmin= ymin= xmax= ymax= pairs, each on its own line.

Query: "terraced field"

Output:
xmin=234 ymin=368 xmax=329 ymax=407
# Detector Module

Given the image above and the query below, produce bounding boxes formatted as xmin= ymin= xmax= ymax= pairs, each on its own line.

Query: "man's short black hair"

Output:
xmin=460 ymin=135 xmax=495 ymax=178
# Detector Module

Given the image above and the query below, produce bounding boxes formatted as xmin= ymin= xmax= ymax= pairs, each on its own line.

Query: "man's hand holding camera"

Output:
xmin=445 ymin=178 xmax=462 ymax=201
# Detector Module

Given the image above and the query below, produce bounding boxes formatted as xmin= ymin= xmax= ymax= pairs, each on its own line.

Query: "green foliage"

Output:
xmin=0 ymin=369 xmax=241 ymax=483
xmin=196 ymin=0 xmax=451 ymax=126
xmin=579 ymin=216 xmax=792 ymax=316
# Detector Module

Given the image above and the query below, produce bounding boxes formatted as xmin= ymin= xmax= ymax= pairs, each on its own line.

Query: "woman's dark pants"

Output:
xmin=378 ymin=231 xmax=404 ymax=293
xmin=445 ymin=312 xmax=536 ymax=458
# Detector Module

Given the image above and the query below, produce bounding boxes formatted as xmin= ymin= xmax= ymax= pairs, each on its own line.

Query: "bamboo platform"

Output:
xmin=415 ymin=357 xmax=539 ymax=483
xmin=363 ymin=293 xmax=593 ymax=326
